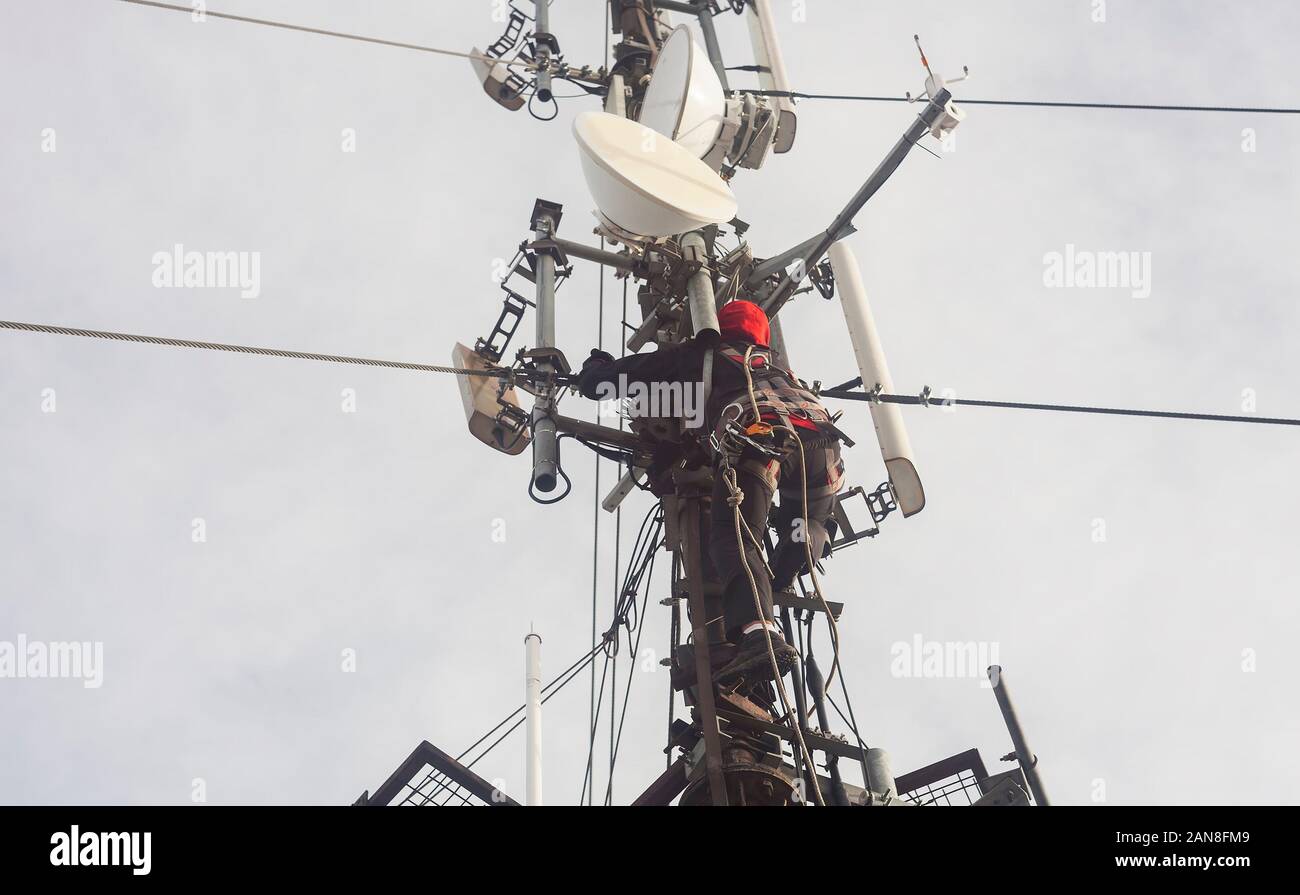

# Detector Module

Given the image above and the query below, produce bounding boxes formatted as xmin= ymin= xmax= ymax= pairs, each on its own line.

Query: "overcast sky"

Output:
xmin=2 ymin=0 xmax=1297 ymax=806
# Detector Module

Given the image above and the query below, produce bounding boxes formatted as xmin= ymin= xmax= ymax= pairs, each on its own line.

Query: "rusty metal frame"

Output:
xmin=631 ymin=756 xmax=690 ymax=806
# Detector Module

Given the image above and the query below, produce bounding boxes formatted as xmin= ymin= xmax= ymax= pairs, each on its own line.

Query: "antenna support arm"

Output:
xmin=761 ymin=89 xmax=953 ymax=316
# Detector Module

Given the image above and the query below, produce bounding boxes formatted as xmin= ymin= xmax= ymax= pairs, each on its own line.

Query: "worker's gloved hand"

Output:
xmin=576 ymin=349 xmax=616 ymax=399
xmin=581 ymin=348 xmax=615 ymax=371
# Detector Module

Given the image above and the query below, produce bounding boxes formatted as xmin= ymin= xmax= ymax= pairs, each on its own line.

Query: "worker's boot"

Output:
xmin=716 ymin=628 xmax=798 ymax=685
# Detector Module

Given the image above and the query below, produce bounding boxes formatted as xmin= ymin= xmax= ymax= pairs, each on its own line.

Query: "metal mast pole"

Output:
xmin=652 ymin=1 xmax=731 ymax=92
xmin=987 ymin=665 xmax=1050 ymax=806
xmin=530 ymin=198 xmax=561 ymax=492
xmin=529 ymin=1 xmax=560 ymax=493
xmin=681 ymin=230 xmax=720 ymax=338
xmin=692 ymin=1 xmax=731 ymax=93
xmin=533 ymin=0 xmax=553 ymax=102
xmin=681 ymin=501 xmax=730 ymax=806
xmin=525 ymin=632 xmax=543 ymax=806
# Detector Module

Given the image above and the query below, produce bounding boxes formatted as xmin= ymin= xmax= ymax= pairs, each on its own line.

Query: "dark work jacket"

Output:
xmin=577 ymin=337 xmax=826 ymax=436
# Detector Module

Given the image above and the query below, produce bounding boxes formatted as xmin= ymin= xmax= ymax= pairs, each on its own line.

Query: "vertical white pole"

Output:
xmin=525 ymin=632 xmax=543 ymax=806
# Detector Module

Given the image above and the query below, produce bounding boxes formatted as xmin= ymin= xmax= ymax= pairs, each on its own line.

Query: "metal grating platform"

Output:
xmin=357 ymin=741 xmax=519 ymax=807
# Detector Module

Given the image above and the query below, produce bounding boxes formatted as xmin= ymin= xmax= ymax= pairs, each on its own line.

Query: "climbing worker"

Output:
xmin=575 ymin=299 xmax=846 ymax=685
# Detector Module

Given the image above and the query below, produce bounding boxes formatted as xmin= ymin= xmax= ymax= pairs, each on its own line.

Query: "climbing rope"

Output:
xmin=719 ymin=460 xmax=825 ymax=807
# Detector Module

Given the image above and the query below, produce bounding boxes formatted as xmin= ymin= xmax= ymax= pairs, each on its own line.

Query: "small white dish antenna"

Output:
xmin=573 ymin=110 xmax=738 ymax=238
xmin=638 ymin=25 xmax=726 ymax=159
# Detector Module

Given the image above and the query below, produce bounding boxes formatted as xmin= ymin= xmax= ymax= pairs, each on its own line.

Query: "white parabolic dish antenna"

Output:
xmin=573 ymin=110 xmax=738 ymax=238
xmin=638 ymin=25 xmax=726 ymax=158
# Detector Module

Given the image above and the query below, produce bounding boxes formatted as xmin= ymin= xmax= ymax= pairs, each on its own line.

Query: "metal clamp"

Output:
xmin=867 ymin=481 xmax=898 ymax=524
xmin=809 ymin=259 xmax=835 ymax=300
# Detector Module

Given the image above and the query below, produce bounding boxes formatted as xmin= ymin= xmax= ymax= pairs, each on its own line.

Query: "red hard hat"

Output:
xmin=717 ymin=300 xmax=770 ymax=347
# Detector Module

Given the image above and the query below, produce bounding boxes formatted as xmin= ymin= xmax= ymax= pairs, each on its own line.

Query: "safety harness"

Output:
xmin=712 ymin=344 xmax=835 ymax=445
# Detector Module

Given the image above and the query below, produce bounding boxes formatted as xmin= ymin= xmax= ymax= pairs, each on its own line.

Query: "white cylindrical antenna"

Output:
xmin=865 ymin=747 xmax=896 ymax=800
xmin=605 ymin=72 xmax=628 ymax=118
xmin=828 ymin=242 xmax=925 ymax=517
xmin=745 ymin=0 xmax=797 ymax=153
xmin=525 ymin=631 xmax=543 ymax=806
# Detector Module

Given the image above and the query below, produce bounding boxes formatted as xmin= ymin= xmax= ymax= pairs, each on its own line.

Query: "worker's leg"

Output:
xmin=709 ymin=456 xmax=778 ymax=644
xmin=771 ymin=436 xmax=845 ymax=590
xmin=711 ymin=453 xmax=800 ymax=685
